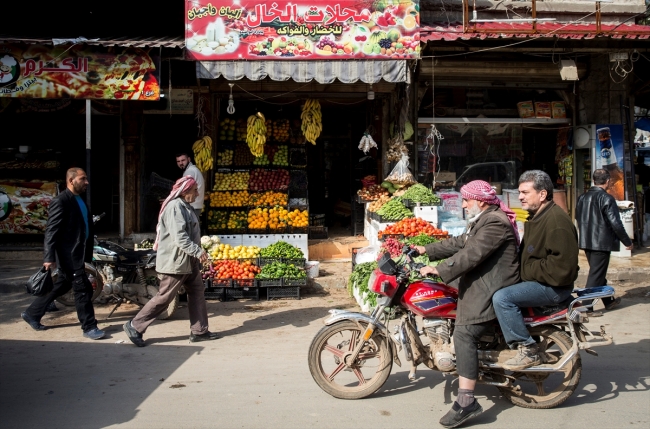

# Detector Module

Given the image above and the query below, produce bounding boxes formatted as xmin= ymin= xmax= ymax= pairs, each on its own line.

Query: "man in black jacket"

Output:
xmin=414 ymin=180 xmax=520 ymax=429
xmin=21 ymin=168 xmax=105 ymax=340
xmin=576 ymin=168 xmax=632 ymax=312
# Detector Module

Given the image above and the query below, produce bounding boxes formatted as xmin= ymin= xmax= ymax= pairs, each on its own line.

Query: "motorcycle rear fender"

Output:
xmin=324 ymin=310 xmax=402 ymax=367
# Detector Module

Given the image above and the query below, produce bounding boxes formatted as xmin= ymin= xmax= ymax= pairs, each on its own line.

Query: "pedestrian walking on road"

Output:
xmin=123 ymin=175 xmax=219 ymax=347
xmin=21 ymin=168 xmax=105 ymax=340
xmin=576 ymin=168 xmax=632 ymax=314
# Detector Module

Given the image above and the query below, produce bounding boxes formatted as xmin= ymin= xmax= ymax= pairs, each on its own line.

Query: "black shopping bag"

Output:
xmin=25 ymin=267 xmax=53 ymax=297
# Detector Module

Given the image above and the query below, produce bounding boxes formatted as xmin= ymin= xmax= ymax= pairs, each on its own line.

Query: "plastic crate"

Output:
xmin=258 ymin=257 xmax=282 ymax=267
xmin=147 ymin=172 xmax=174 ymax=196
xmin=290 ymin=226 xmax=308 ymax=234
xmin=257 ymin=279 xmax=283 ymax=287
xmin=248 ymin=227 xmax=269 ymax=234
xmin=237 ymin=258 xmax=258 ymax=266
xmin=210 ymin=278 xmax=233 ymax=288
xmin=233 ymin=278 xmax=256 ymax=288
xmin=283 ymin=258 xmax=306 ymax=268
xmin=309 ymin=226 xmax=328 ymax=239
xmin=283 ymin=278 xmax=307 ymax=287
xmin=379 ymin=234 xmax=405 ymax=242
xmin=289 ymin=189 xmax=308 ymax=199
xmin=226 ymin=287 xmax=260 ymax=301
xmin=402 ymin=199 xmax=442 ymax=208
xmin=268 ymin=227 xmax=289 ymax=233
xmin=204 ymin=288 xmax=226 ymax=301
xmin=267 ymin=286 xmax=301 ymax=300
xmin=309 ymin=214 xmax=326 ymax=226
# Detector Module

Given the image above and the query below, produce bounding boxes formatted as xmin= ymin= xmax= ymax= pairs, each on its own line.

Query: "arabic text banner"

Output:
xmin=185 ymin=0 xmax=420 ymax=60
xmin=0 ymin=44 xmax=160 ymax=100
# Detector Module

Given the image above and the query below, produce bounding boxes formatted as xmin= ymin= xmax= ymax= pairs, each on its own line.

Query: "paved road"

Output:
xmin=0 ymin=287 xmax=648 ymax=429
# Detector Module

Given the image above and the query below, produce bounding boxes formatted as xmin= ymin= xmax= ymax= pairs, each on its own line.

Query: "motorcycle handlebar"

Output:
xmin=92 ymin=213 xmax=106 ymax=224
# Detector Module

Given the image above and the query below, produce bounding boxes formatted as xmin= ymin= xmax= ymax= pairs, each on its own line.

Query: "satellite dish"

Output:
xmin=573 ymin=126 xmax=591 ymax=148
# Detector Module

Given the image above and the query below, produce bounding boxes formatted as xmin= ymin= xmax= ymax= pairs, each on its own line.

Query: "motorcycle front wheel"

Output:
xmin=55 ymin=266 xmax=104 ymax=307
xmin=308 ymin=320 xmax=393 ymax=400
xmin=498 ymin=326 xmax=582 ymax=409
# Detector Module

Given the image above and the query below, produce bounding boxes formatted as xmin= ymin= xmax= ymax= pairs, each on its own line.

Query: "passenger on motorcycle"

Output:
xmin=493 ymin=170 xmax=579 ymax=371
xmin=414 ymin=180 xmax=520 ymax=429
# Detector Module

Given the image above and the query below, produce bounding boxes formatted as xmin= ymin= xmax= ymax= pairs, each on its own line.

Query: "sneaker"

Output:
xmin=189 ymin=331 xmax=221 ymax=342
xmin=439 ymin=400 xmax=483 ymax=428
xmin=604 ymin=297 xmax=622 ymax=311
xmin=502 ymin=343 xmax=541 ymax=371
xmin=83 ymin=327 xmax=106 ymax=340
xmin=123 ymin=321 xmax=145 ymax=347
xmin=21 ymin=312 xmax=46 ymax=331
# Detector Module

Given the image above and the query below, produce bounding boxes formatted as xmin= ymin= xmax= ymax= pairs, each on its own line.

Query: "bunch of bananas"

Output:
xmin=193 ymin=136 xmax=213 ymax=172
xmin=301 ymin=99 xmax=322 ymax=145
xmin=246 ymin=112 xmax=267 ymax=157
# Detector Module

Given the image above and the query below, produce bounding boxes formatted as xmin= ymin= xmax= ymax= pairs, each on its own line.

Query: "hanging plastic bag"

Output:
xmin=384 ymin=154 xmax=416 ymax=186
xmin=25 ymin=267 xmax=53 ymax=297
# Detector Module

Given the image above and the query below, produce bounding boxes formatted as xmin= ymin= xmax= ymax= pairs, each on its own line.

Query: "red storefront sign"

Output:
xmin=185 ymin=0 xmax=420 ymax=60
xmin=0 ymin=44 xmax=160 ymax=100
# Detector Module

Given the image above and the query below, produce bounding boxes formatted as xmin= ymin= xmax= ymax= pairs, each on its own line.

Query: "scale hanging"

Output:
xmin=227 ymin=83 xmax=235 ymax=114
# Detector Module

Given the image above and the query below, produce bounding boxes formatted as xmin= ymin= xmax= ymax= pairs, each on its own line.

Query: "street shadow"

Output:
xmin=0 ymin=338 xmax=202 ymax=429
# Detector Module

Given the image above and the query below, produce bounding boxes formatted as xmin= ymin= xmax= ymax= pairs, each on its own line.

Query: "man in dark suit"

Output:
xmin=21 ymin=168 xmax=105 ymax=340
xmin=576 ymin=168 xmax=632 ymax=314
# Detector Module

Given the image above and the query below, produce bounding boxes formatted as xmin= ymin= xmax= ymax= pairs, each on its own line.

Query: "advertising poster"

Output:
xmin=185 ymin=0 xmax=420 ymax=60
xmin=0 ymin=182 xmax=58 ymax=234
xmin=595 ymin=124 xmax=625 ymax=200
xmin=0 ymin=44 xmax=160 ymax=100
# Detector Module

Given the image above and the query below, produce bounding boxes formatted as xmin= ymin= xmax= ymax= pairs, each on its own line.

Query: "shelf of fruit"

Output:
xmin=213 ymin=171 xmax=250 ymax=191
xmin=209 ymin=190 xmax=250 ymax=208
xmin=248 ymin=169 xmax=290 ymax=191
xmin=249 ymin=191 xmax=288 ymax=207
xmin=247 ymin=207 xmax=308 ymax=232
xmin=216 ymin=148 xmax=234 ymax=166
xmin=378 ymin=217 xmax=448 ymax=239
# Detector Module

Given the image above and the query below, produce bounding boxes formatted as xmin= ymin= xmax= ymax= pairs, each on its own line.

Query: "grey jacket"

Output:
xmin=155 ymin=198 xmax=203 ymax=275
xmin=423 ymin=205 xmax=520 ymax=325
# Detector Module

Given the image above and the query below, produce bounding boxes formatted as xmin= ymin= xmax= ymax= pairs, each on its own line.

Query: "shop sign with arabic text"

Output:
xmin=0 ymin=44 xmax=160 ymax=100
xmin=185 ymin=0 xmax=420 ymax=60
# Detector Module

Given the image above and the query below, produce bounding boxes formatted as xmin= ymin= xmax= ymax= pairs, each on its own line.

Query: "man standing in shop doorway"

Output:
xmin=176 ymin=152 xmax=204 ymax=220
xmin=21 ymin=168 xmax=105 ymax=340
xmin=576 ymin=168 xmax=632 ymax=314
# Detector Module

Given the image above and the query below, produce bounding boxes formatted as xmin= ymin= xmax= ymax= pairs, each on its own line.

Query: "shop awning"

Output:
xmin=420 ymin=22 xmax=650 ymax=42
xmin=0 ymin=36 xmax=185 ymax=49
xmin=196 ymin=60 xmax=408 ymax=84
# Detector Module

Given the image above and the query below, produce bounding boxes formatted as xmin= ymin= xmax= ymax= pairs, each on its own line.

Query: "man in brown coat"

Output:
xmin=414 ymin=180 xmax=520 ymax=429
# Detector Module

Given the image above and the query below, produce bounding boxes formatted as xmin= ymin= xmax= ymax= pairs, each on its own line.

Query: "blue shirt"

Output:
xmin=75 ymin=195 xmax=89 ymax=239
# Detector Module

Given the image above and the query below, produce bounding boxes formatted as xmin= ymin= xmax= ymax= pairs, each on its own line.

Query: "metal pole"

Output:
xmin=119 ymin=101 xmax=125 ymax=240
xmin=85 ymin=99 xmax=91 ymax=213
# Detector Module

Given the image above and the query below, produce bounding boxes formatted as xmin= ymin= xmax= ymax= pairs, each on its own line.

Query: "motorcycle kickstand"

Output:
xmin=107 ymin=298 xmax=123 ymax=318
xmin=408 ymin=363 xmax=418 ymax=381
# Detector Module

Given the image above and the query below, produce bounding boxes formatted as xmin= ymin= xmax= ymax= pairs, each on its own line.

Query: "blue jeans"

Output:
xmin=492 ymin=281 xmax=573 ymax=348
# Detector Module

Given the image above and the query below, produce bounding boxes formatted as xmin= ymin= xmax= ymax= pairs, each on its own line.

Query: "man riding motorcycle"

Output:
xmin=493 ymin=170 xmax=579 ymax=371
xmin=415 ymin=180 xmax=520 ymax=428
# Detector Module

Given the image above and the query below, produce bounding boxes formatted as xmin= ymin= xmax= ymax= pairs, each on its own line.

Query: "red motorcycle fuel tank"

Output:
xmin=401 ymin=280 xmax=458 ymax=318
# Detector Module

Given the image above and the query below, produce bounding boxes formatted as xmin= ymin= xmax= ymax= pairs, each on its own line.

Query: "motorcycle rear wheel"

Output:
xmin=498 ymin=327 xmax=582 ymax=409
xmin=55 ymin=267 xmax=104 ymax=307
xmin=308 ymin=320 xmax=393 ymax=400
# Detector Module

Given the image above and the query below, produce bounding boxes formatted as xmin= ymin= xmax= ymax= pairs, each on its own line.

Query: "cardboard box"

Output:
xmin=434 ymin=172 xmax=457 ymax=182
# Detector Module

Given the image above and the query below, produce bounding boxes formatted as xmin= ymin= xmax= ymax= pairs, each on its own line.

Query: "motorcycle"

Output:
xmin=308 ymin=246 xmax=614 ymax=409
xmin=56 ymin=214 xmax=178 ymax=320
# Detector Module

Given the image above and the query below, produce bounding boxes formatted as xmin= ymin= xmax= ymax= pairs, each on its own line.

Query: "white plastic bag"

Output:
xmin=354 ymin=245 xmax=380 ymax=265
xmin=384 ymin=154 xmax=416 ymax=186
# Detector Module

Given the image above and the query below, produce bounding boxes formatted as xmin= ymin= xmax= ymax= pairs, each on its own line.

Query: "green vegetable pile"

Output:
xmin=259 ymin=241 xmax=304 ymax=259
xmin=401 ymin=184 xmax=441 ymax=204
xmin=257 ymin=262 xmax=306 ymax=279
xmin=405 ymin=234 xmax=441 ymax=247
xmin=348 ymin=262 xmax=379 ymax=308
xmin=376 ymin=197 xmax=413 ymax=221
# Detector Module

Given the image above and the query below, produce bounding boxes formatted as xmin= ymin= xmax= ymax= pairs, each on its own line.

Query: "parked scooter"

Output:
xmin=56 ymin=214 xmax=178 ymax=320
xmin=309 ymin=246 xmax=614 ymax=409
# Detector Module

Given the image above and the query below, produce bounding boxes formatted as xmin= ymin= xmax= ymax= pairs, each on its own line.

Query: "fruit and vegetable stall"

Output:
xmin=200 ymin=236 xmax=308 ymax=300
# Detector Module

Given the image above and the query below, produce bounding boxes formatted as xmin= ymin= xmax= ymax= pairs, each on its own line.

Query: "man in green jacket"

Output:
xmin=493 ymin=170 xmax=578 ymax=370
xmin=415 ymin=180 xmax=520 ymax=429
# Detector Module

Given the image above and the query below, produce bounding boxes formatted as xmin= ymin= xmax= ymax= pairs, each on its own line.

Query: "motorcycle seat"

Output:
xmin=522 ymin=296 xmax=577 ymax=324
xmin=117 ymin=249 xmax=155 ymax=265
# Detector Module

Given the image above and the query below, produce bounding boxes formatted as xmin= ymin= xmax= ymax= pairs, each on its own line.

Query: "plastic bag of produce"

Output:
xmin=384 ymin=154 xmax=416 ymax=186
xmin=354 ymin=245 xmax=380 ymax=265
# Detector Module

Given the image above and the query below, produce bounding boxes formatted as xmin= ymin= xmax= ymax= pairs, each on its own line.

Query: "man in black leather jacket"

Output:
xmin=576 ymin=168 xmax=632 ymax=312
xmin=21 ymin=168 xmax=105 ymax=339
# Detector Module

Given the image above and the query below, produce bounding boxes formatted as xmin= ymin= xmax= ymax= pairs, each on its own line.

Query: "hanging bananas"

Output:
xmin=192 ymin=136 xmax=213 ymax=172
xmin=246 ymin=112 xmax=266 ymax=157
xmin=301 ymin=99 xmax=322 ymax=145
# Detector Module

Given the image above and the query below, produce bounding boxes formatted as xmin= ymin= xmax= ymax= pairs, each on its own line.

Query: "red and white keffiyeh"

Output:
xmin=153 ymin=175 xmax=197 ymax=251
xmin=460 ymin=180 xmax=520 ymax=244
